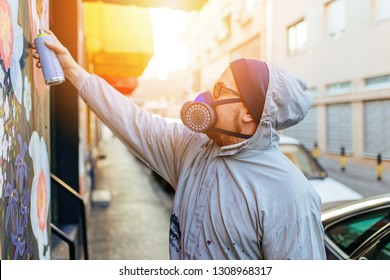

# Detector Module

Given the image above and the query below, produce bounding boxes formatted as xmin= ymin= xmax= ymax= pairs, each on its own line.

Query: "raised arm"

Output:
xmin=33 ymin=29 xmax=86 ymax=85
xmin=33 ymin=30 xmax=194 ymax=189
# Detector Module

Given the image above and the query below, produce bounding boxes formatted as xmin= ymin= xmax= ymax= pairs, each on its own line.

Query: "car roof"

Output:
xmin=279 ymin=134 xmax=301 ymax=145
xmin=321 ymin=193 xmax=390 ymax=224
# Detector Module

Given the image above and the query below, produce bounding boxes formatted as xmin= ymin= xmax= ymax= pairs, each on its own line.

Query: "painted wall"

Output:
xmin=0 ymin=0 xmax=51 ymax=260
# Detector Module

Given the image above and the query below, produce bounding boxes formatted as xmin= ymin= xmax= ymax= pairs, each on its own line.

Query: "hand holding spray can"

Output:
xmin=34 ymin=30 xmax=65 ymax=86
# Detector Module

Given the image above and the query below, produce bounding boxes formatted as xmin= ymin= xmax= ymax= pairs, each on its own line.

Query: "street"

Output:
xmin=319 ymin=158 xmax=390 ymax=198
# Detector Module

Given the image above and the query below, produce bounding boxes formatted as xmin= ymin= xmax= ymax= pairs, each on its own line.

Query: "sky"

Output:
xmin=142 ymin=8 xmax=189 ymax=80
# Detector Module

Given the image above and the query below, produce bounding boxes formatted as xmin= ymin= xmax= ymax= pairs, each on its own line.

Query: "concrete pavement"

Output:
xmin=87 ymin=136 xmax=173 ymax=260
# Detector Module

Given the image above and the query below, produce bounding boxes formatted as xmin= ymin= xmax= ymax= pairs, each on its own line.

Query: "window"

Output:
xmin=325 ymin=0 xmax=346 ymax=38
xmin=365 ymin=74 xmax=390 ymax=90
xmin=279 ymin=144 xmax=326 ymax=179
xmin=326 ymin=81 xmax=352 ymax=95
xmin=215 ymin=14 xmax=231 ymax=42
xmin=374 ymin=0 xmax=390 ymax=21
xmin=233 ymin=0 xmax=254 ymax=25
xmin=326 ymin=209 xmax=390 ymax=256
xmin=359 ymin=233 xmax=390 ymax=260
xmin=287 ymin=19 xmax=307 ymax=54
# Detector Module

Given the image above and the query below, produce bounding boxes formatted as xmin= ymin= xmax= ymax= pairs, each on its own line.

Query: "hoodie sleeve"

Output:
xmin=73 ymin=71 xmax=189 ymax=189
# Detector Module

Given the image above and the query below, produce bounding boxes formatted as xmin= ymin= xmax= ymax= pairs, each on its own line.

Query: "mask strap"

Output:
xmin=209 ymin=97 xmax=250 ymax=139
xmin=211 ymin=98 xmax=242 ymax=107
xmin=210 ymin=127 xmax=252 ymax=139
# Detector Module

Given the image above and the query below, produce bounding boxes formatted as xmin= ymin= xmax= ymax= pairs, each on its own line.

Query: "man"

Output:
xmin=34 ymin=30 xmax=326 ymax=260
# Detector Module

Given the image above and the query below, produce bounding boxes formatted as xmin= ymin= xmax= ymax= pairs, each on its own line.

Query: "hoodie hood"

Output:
xmin=230 ymin=59 xmax=312 ymax=151
xmin=264 ymin=62 xmax=312 ymax=131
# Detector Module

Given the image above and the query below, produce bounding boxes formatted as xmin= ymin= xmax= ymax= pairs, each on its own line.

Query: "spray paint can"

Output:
xmin=34 ymin=31 xmax=65 ymax=86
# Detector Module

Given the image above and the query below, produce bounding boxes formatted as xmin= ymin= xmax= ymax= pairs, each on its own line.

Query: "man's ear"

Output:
xmin=242 ymin=112 xmax=254 ymax=123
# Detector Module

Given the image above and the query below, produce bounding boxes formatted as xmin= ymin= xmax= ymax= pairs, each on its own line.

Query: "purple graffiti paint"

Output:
xmin=34 ymin=31 xmax=65 ymax=86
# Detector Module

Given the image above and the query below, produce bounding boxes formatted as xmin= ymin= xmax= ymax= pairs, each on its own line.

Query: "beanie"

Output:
xmin=230 ymin=58 xmax=269 ymax=124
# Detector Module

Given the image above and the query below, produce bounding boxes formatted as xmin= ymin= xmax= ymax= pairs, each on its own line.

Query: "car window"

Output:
xmin=359 ymin=230 xmax=390 ymax=260
xmin=326 ymin=209 xmax=390 ymax=256
xmin=279 ymin=144 xmax=326 ymax=179
xmin=376 ymin=239 xmax=390 ymax=260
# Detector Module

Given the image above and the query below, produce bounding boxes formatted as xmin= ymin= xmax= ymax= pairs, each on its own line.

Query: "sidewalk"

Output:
xmin=87 ymin=136 xmax=174 ymax=260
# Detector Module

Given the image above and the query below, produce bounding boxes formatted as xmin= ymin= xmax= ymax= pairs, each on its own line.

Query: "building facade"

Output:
xmin=270 ymin=0 xmax=390 ymax=162
xmin=188 ymin=0 xmax=390 ymax=163
xmin=188 ymin=0 xmax=268 ymax=94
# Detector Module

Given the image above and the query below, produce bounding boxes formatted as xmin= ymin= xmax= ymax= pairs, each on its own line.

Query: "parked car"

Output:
xmin=321 ymin=193 xmax=390 ymax=260
xmin=279 ymin=135 xmax=363 ymax=204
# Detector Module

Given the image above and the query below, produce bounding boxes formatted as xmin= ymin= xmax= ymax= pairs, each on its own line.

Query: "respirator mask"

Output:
xmin=181 ymin=58 xmax=269 ymax=140
xmin=180 ymin=88 xmax=252 ymax=139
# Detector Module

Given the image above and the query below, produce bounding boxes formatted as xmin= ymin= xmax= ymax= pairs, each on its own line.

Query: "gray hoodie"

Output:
xmin=75 ymin=62 xmax=326 ymax=260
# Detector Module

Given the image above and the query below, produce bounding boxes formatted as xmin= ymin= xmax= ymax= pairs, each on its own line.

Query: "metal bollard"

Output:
xmin=312 ymin=142 xmax=319 ymax=161
xmin=340 ymin=146 xmax=346 ymax=172
xmin=377 ymin=153 xmax=382 ymax=181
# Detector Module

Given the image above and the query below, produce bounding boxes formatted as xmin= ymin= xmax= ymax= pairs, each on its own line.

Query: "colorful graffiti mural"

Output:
xmin=0 ymin=0 xmax=51 ymax=260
